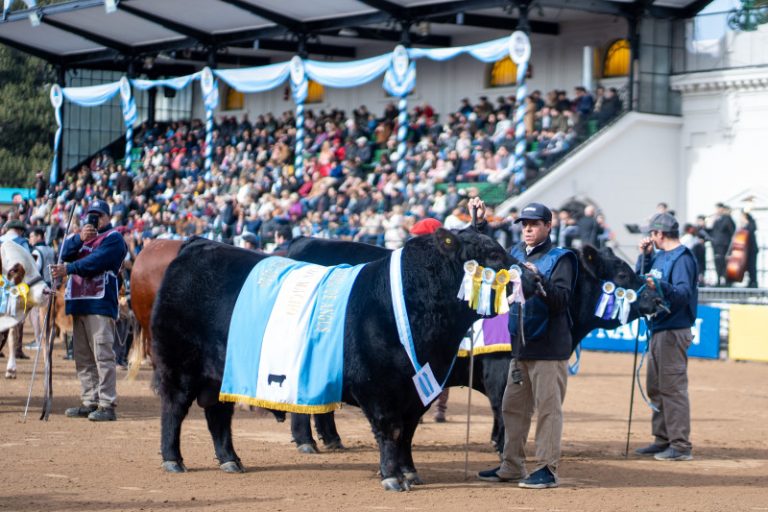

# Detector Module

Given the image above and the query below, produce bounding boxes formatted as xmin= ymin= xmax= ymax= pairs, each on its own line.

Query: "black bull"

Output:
xmin=286 ymin=237 xmax=664 ymax=453
xmin=151 ymin=228 xmax=539 ymax=491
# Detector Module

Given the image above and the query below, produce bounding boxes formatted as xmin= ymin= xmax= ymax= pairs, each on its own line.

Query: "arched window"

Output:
xmin=489 ymin=56 xmax=517 ymax=87
xmin=225 ymin=87 xmax=244 ymax=110
xmin=603 ymin=39 xmax=631 ymax=77
xmin=487 ymin=56 xmax=533 ymax=87
xmin=306 ymin=80 xmax=324 ymax=104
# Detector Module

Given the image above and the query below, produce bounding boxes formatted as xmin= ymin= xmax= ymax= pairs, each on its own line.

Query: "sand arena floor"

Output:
xmin=1 ymin=332 xmax=767 ymax=512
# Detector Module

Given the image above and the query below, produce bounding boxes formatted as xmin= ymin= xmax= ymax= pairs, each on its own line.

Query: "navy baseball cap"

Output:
xmin=514 ymin=202 xmax=552 ymax=223
xmin=643 ymin=212 xmax=679 ymax=233
xmin=86 ymin=199 xmax=111 ymax=217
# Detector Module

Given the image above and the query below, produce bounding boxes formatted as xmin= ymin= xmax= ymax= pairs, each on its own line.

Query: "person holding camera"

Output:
xmin=50 ymin=200 xmax=128 ymax=422
xmin=634 ymin=212 xmax=697 ymax=461
xmin=478 ymin=202 xmax=577 ymax=489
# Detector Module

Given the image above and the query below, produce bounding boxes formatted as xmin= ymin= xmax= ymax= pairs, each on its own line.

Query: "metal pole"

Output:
xmin=627 ymin=16 xmax=638 ymax=112
xmin=463 ymin=325 xmax=477 ymax=479
xmin=624 ymin=250 xmax=645 ymax=456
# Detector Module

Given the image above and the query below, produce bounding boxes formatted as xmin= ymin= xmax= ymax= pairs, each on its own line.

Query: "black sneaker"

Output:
xmin=88 ymin=406 xmax=117 ymax=422
xmin=477 ymin=466 xmax=522 ymax=483
xmin=635 ymin=443 xmax=669 ymax=456
xmin=654 ymin=447 xmax=692 ymax=461
xmin=65 ymin=405 xmax=98 ymax=418
xmin=518 ymin=467 xmax=558 ymax=489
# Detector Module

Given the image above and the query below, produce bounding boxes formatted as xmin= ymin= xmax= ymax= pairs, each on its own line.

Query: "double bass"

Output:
xmin=726 ymin=229 xmax=750 ymax=283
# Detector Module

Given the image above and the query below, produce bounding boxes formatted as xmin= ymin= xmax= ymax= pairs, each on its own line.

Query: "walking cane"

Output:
xmin=463 ymin=204 xmax=480 ymax=479
xmin=41 ymin=199 xmax=77 ymax=421
xmin=624 ymin=250 xmax=645 ymax=457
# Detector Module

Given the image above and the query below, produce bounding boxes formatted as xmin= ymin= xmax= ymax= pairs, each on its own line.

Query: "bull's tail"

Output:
xmin=126 ymin=320 xmax=149 ymax=381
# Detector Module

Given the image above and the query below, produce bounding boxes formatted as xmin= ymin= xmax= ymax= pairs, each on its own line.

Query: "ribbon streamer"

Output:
xmin=493 ymin=269 xmax=510 ymax=314
xmin=469 ymin=265 xmax=484 ymax=311
xmin=457 ymin=260 xmax=478 ymax=302
xmin=506 ymin=265 xmax=526 ymax=306
xmin=594 ymin=281 xmax=616 ymax=319
xmin=612 ymin=288 xmax=626 ymax=320
xmin=477 ymin=268 xmax=496 ymax=316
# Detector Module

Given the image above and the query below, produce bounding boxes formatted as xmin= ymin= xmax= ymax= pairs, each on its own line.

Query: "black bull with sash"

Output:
xmin=286 ymin=239 xmax=665 ymax=453
xmin=151 ymin=228 xmax=539 ymax=491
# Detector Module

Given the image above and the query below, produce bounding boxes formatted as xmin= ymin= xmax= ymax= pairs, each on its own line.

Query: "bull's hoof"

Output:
xmin=323 ymin=439 xmax=346 ymax=451
xmin=380 ymin=477 xmax=405 ymax=492
xmin=4 ymin=369 xmax=16 ymax=379
xmin=403 ymin=472 xmax=424 ymax=486
xmin=161 ymin=460 xmax=187 ymax=473
xmin=220 ymin=460 xmax=245 ymax=473
xmin=297 ymin=443 xmax=319 ymax=454
xmin=271 ymin=410 xmax=287 ymax=423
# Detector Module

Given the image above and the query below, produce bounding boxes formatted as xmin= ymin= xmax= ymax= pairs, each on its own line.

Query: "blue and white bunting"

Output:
xmin=119 ymin=77 xmax=138 ymax=173
xmin=200 ymin=67 xmax=219 ymax=173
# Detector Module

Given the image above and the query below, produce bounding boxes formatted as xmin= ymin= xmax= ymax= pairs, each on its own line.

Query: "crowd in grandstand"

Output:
xmin=4 ymin=86 xmax=625 ymax=258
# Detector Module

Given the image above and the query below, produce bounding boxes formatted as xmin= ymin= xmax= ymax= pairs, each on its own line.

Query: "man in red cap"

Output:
xmin=408 ymin=217 xmax=451 ymax=422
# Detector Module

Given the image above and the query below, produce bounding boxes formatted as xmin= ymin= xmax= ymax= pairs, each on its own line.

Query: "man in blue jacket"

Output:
xmin=635 ymin=212 xmax=698 ymax=461
xmin=51 ymin=200 xmax=127 ymax=422
xmin=478 ymin=202 xmax=577 ymax=489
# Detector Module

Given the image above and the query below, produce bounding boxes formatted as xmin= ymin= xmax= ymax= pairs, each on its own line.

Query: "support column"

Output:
xmin=510 ymin=1 xmax=531 ymax=192
xmin=293 ymin=35 xmax=309 ymax=179
xmin=396 ymin=20 xmax=412 ymax=176
xmin=627 ymin=15 xmax=639 ymax=112
xmin=55 ymin=65 xmax=66 ymax=185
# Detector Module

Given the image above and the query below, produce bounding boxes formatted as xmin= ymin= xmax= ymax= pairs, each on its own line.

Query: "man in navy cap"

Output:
xmin=478 ymin=202 xmax=577 ymax=489
xmin=634 ymin=211 xmax=697 ymax=461
xmin=51 ymin=199 xmax=127 ymax=422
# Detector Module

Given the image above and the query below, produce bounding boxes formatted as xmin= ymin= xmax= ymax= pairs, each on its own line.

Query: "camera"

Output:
xmin=510 ymin=360 xmax=524 ymax=385
xmin=86 ymin=213 xmax=100 ymax=228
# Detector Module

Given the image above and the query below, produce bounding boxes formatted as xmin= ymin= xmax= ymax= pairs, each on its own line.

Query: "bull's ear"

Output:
xmin=434 ymin=228 xmax=459 ymax=255
xmin=580 ymin=245 xmax=600 ymax=280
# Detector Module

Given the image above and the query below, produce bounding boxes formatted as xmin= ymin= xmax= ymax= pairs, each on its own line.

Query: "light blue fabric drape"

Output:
xmin=305 ymin=54 xmax=391 ymax=88
xmin=408 ymin=36 xmax=509 ymax=63
xmin=131 ymin=73 xmax=201 ymax=91
xmin=215 ymin=62 xmax=290 ymax=93
xmin=62 ymin=81 xmax=121 ymax=107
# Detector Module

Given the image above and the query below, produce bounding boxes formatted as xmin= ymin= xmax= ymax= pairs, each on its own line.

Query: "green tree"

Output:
xmin=0 ymin=45 xmax=55 ymax=187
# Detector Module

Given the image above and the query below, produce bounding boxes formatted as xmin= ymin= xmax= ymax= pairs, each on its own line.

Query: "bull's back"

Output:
xmin=132 ymin=239 xmax=183 ymax=336
xmin=151 ymin=238 xmax=267 ymax=379
xmin=287 ymin=237 xmax=389 ymax=266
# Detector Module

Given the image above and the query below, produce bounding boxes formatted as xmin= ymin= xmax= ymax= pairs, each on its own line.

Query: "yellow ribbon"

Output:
xmin=493 ymin=269 xmax=510 ymax=314
xmin=469 ymin=265 xmax=484 ymax=310
xmin=17 ymin=283 xmax=29 ymax=312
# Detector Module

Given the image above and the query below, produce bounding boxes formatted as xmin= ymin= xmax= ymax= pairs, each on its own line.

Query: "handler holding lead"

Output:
xmin=634 ymin=212 xmax=697 ymax=461
xmin=477 ymin=201 xmax=577 ymax=489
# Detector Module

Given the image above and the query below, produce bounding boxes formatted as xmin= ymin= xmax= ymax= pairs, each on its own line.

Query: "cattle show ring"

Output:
xmin=2 ymin=0 xmax=768 ymax=510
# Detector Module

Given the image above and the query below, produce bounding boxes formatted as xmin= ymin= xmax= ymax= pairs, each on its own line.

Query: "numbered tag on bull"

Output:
xmin=412 ymin=362 xmax=442 ymax=406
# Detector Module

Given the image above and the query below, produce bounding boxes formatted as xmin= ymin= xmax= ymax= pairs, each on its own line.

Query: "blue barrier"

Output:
xmin=581 ymin=305 xmax=721 ymax=359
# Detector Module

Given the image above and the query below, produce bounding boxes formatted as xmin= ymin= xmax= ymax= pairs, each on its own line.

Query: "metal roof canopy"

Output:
xmin=0 ymin=0 xmax=709 ymax=75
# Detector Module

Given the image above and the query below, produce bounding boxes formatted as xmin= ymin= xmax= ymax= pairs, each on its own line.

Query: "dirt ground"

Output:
xmin=1 ymin=328 xmax=767 ymax=512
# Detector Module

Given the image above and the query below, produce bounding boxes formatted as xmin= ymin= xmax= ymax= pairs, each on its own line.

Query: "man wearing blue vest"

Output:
xmin=478 ymin=202 xmax=577 ymax=489
xmin=51 ymin=199 xmax=128 ymax=422
xmin=635 ymin=212 xmax=697 ymax=461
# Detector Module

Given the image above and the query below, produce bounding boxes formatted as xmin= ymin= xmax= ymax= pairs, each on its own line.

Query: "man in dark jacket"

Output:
xmin=51 ymin=199 xmax=128 ymax=422
xmin=635 ymin=212 xmax=697 ymax=461
xmin=478 ymin=202 xmax=576 ymax=489
xmin=709 ymin=203 xmax=735 ymax=286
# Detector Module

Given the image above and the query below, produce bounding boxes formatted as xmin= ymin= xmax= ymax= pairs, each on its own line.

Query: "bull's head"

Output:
xmin=433 ymin=227 xmax=540 ymax=300
xmin=580 ymin=245 xmax=664 ymax=317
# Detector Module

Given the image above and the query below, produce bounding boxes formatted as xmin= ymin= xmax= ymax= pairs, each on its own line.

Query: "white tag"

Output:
xmin=412 ymin=363 xmax=442 ymax=406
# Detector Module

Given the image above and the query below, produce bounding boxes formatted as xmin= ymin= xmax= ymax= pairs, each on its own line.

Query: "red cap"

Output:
xmin=410 ymin=218 xmax=443 ymax=236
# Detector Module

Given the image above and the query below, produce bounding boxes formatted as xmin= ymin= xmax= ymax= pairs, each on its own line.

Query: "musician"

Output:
xmin=709 ymin=203 xmax=735 ymax=287
xmin=635 ymin=212 xmax=698 ymax=461
xmin=741 ymin=211 xmax=759 ymax=288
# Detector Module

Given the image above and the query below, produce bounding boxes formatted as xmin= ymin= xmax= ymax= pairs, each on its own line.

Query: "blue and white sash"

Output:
xmin=220 ymin=257 xmax=365 ymax=413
